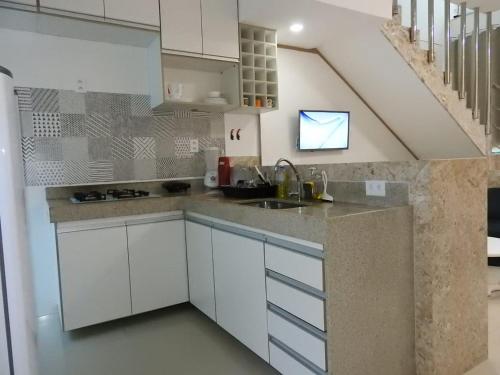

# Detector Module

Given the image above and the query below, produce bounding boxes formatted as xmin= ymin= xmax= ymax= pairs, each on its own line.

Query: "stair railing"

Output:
xmin=404 ymin=0 xmax=494 ymax=136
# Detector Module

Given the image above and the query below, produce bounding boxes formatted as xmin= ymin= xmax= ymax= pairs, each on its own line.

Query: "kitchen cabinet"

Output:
xmin=185 ymin=221 xmax=216 ymax=320
xmin=159 ymin=0 xmax=239 ymax=60
xmin=127 ymin=220 xmax=188 ymax=315
xmin=39 ymin=0 xmax=105 ymax=17
xmin=57 ymin=226 xmax=131 ymax=331
xmin=200 ymin=0 xmax=239 ymax=59
xmin=160 ymin=0 xmax=203 ymax=54
xmin=104 ymin=0 xmax=160 ymax=27
xmin=212 ymin=229 xmax=269 ymax=361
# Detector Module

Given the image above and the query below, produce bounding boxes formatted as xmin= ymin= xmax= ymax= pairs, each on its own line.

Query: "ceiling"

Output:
xmin=238 ymin=0 xmax=386 ymax=49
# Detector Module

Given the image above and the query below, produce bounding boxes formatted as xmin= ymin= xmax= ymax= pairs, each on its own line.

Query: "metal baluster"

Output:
xmin=486 ymin=12 xmax=493 ymax=134
xmin=428 ymin=0 xmax=435 ymax=62
xmin=458 ymin=2 xmax=467 ymax=100
xmin=472 ymin=7 xmax=480 ymax=119
xmin=444 ymin=0 xmax=451 ymax=84
xmin=410 ymin=0 xmax=417 ymax=43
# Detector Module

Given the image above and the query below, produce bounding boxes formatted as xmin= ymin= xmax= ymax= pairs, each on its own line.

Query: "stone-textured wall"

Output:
xmin=16 ymin=87 xmax=224 ymax=186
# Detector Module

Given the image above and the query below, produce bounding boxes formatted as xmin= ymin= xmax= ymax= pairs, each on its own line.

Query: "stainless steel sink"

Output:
xmin=239 ymin=199 xmax=308 ymax=209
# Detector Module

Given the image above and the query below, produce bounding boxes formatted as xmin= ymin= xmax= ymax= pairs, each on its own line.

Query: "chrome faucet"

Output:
xmin=274 ymin=158 xmax=302 ymax=202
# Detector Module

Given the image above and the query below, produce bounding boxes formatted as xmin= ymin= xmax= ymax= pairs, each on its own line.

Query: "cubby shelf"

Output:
xmin=238 ymin=24 xmax=279 ymax=112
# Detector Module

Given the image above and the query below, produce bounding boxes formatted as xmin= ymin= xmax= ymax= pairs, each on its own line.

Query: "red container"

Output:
xmin=218 ymin=157 xmax=231 ymax=186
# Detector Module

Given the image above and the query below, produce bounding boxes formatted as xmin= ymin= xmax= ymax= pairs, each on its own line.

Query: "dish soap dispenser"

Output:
xmin=319 ymin=170 xmax=334 ymax=202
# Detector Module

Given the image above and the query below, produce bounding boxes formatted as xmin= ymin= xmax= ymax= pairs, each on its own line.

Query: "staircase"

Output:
xmin=384 ymin=1 xmax=499 ymax=157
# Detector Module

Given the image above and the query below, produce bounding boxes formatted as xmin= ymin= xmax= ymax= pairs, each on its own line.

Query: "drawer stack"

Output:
xmin=264 ymin=241 xmax=327 ymax=375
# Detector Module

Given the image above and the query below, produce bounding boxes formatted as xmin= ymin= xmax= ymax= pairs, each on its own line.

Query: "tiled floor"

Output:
xmin=466 ymin=267 xmax=500 ymax=375
xmin=37 ymin=303 xmax=277 ymax=375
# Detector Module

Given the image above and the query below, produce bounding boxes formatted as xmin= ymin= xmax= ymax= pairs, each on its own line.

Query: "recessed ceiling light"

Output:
xmin=289 ymin=23 xmax=304 ymax=33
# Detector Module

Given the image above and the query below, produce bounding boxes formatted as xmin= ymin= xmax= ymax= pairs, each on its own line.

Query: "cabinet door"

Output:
xmin=104 ymin=0 xmax=160 ymax=27
xmin=201 ymin=0 xmax=239 ymax=59
xmin=58 ymin=227 xmax=131 ymax=330
xmin=40 ymin=0 xmax=105 ymax=17
xmin=160 ymin=0 xmax=202 ymax=54
xmin=186 ymin=221 xmax=216 ymax=320
xmin=212 ymin=229 xmax=269 ymax=361
xmin=127 ymin=220 xmax=188 ymax=315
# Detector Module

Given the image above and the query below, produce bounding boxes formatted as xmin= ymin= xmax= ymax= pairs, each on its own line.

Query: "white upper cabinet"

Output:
xmin=201 ymin=0 xmax=239 ymax=59
xmin=160 ymin=0 xmax=203 ymax=54
xmin=104 ymin=0 xmax=160 ymax=27
xmin=212 ymin=229 xmax=269 ymax=361
xmin=40 ymin=0 xmax=105 ymax=17
xmin=127 ymin=220 xmax=189 ymax=315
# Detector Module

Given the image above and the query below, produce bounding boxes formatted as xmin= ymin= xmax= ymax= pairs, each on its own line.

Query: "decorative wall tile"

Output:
xmin=131 ymin=95 xmax=152 ymax=116
xmin=88 ymin=137 xmax=112 ymax=161
xmin=61 ymin=138 xmax=89 ymax=161
xmin=130 ymin=116 xmax=154 ymax=137
xmin=20 ymin=112 xmax=33 ymax=137
xmin=133 ymin=137 xmax=156 ymax=159
xmin=174 ymin=137 xmax=193 ymax=159
xmin=59 ymin=90 xmax=85 ymax=114
xmin=156 ymin=157 xmax=177 ymax=179
xmin=113 ymin=160 xmax=134 ymax=181
xmin=86 ymin=113 xmax=111 ymax=137
xmin=22 ymin=137 xmax=35 ymax=163
xmin=89 ymin=161 xmax=113 ymax=183
xmin=36 ymin=161 xmax=64 ymax=185
xmin=153 ymin=116 xmax=176 ymax=138
xmin=61 ymin=114 xmax=86 ymax=136
xmin=63 ymin=161 xmax=89 ymax=184
xmin=19 ymin=88 xmax=225 ymax=186
xmin=24 ymin=161 xmax=38 ymax=186
xmin=155 ymin=137 xmax=175 ymax=158
xmin=16 ymin=87 xmax=32 ymax=111
xmin=31 ymin=88 xmax=59 ymax=112
xmin=133 ymin=159 xmax=156 ymax=180
xmin=111 ymin=137 xmax=133 ymax=160
xmin=34 ymin=138 xmax=63 ymax=161
xmin=33 ymin=113 xmax=61 ymax=137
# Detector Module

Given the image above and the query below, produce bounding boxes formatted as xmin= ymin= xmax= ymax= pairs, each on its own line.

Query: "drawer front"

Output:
xmin=269 ymin=341 xmax=317 ymax=375
xmin=268 ymin=310 xmax=327 ymax=370
xmin=265 ymin=243 xmax=324 ymax=291
xmin=266 ymin=276 xmax=325 ymax=331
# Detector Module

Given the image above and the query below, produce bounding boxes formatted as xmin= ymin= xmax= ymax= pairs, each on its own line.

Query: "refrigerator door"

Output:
xmin=0 ymin=222 xmax=12 ymax=374
xmin=0 ymin=66 xmax=37 ymax=375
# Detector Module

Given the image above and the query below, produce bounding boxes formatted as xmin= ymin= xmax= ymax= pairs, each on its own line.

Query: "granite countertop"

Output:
xmin=47 ymin=188 xmax=408 ymax=244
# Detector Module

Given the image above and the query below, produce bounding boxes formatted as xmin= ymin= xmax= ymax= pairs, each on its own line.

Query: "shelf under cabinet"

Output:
xmin=154 ymin=100 xmax=238 ymax=114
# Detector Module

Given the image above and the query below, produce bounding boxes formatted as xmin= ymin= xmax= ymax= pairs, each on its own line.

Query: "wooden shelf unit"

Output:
xmin=239 ymin=24 xmax=279 ymax=112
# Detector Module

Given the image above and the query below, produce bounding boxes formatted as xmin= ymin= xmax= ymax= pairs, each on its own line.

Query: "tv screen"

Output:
xmin=298 ymin=110 xmax=350 ymax=151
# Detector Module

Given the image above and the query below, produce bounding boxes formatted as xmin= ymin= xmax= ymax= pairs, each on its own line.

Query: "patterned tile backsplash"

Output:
xmin=16 ymin=88 xmax=225 ymax=186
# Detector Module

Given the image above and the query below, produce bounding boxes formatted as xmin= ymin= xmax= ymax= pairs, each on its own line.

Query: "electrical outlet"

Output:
xmin=76 ymin=79 xmax=86 ymax=93
xmin=365 ymin=180 xmax=386 ymax=197
xmin=190 ymin=139 xmax=199 ymax=153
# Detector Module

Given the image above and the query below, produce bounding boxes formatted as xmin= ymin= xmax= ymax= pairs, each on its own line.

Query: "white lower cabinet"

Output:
xmin=127 ymin=220 xmax=188 ymax=315
xmin=212 ymin=229 xmax=269 ymax=361
xmin=269 ymin=342 xmax=316 ymax=375
xmin=58 ymin=226 xmax=131 ymax=331
xmin=185 ymin=221 xmax=216 ymax=320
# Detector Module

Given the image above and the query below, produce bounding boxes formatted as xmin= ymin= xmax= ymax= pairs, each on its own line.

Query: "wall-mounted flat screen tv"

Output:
xmin=298 ymin=110 xmax=350 ymax=151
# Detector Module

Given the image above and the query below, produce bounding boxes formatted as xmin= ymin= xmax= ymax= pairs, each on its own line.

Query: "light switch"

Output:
xmin=365 ymin=180 xmax=386 ymax=197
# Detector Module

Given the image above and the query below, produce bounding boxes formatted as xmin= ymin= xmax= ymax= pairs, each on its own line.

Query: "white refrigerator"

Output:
xmin=0 ymin=66 xmax=38 ymax=375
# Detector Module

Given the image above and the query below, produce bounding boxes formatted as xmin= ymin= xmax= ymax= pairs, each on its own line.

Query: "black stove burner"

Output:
xmin=73 ymin=189 xmax=151 ymax=202
xmin=73 ymin=191 xmax=106 ymax=202
xmin=106 ymin=189 xmax=150 ymax=199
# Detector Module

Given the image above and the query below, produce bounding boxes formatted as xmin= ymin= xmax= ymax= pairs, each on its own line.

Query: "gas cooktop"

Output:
xmin=71 ymin=189 xmax=160 ymax=203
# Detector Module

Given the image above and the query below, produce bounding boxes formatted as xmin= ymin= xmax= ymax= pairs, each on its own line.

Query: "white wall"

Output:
xmin=316 ymin=0 xmax=392 ymax=19
xmin=224 ymin=114 xmax=260 ymax=157
xmin=0 ymin=27 xmax=157 ymax=318
xmin=260 ymin=49 xmax=415 ymax=166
